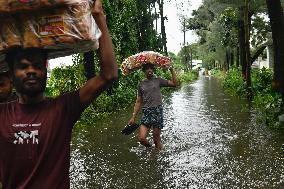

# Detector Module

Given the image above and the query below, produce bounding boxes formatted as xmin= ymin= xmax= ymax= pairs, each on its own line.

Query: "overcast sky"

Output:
xmin=164 ymin=0 xmax=202 ymax=54
xmin=49 ymin=0 xmax=203 ymax=69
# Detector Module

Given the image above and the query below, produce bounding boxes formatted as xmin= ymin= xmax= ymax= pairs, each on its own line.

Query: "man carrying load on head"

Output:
xmin=0 ymin=0 xmax=118 ymax=188
xmin=128 ymin=63 xmax=178 ymax=150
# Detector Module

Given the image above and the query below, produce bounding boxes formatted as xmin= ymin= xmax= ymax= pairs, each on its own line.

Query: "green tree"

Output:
xmin=266 ymin=0 xmax=284 ymax=103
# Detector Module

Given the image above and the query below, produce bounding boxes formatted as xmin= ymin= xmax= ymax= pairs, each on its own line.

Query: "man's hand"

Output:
xmin=167 ymin=66 xmax=178 ymax=87
xmin=91 ymin=0 xmax=104 ymax=17
xmin=128 ymin=117 xmax=135 ymax=125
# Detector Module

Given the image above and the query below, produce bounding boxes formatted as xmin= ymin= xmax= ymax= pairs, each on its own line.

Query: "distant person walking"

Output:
xmin=128 ymin=63 xmax=178 ymax=150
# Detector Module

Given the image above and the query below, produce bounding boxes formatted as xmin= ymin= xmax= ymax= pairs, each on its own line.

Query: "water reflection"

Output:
xmin=70 ymin=75 xmax=284 ymax=188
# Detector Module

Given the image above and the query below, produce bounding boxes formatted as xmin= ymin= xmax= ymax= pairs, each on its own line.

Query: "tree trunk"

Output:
xmin=244 ymin=0 xmax=252 ymax=100
xmin=238 ymin=7 xmax=246 ymax=78
xmin=266 ymin=0 xmax=284 ymax=100
xmin=230 ymin=50 xmax=234 ymax=67
xmin=236 ymin=47 xmax=240 ymax=68
xmin=251 ymin=45 xmax=267 ymax=65
xmin=155 ymin=7 xmax=158 ymax=31
xmin=83 ymin=51 xmax=95 ymax=80
xmin=226 ymin=48 xmax=229 ymax=71
xmin=137 ymin=0 xmax=152 ymax=51
xmin=158 ymin=0 xmax=168 ymax=55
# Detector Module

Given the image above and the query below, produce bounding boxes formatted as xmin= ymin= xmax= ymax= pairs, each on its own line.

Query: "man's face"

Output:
xmin=143 ymin=65 xmax=154 ymax=79
xmin=0 ymin=74 xmax=13 ymax=102
xmin=13 ymin=56 xmax=47 ymax=97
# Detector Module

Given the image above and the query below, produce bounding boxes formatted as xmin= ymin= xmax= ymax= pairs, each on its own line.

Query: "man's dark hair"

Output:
xmin=142 ymin=63 xmax=155 ymax=72
xmin=5 ymin=47 xmax=48 ymax=71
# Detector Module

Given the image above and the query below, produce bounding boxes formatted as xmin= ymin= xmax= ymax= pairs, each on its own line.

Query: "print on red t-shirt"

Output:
xmin=0 ymin=91 xmax=84 ymax=189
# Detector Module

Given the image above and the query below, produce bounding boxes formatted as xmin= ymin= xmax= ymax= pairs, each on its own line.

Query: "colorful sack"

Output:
xmin=121 ymin=51 xmax=172 ymax=75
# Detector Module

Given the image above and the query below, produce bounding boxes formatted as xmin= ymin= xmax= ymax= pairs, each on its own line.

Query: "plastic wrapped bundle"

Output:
xmin=0 ymin=0 xmax=100 ymax=60
xmin=0 ymin=2 xmax=9 ymax=14
xmin=20 ymin=0 xmax=101 ymax=59
xmin=0 ymin=16 xmax=21 ymax=50
xmin=0 ymin=0 xmax=81 ymax=14
xmin=121 ymin=51 xmax=172 ymax=75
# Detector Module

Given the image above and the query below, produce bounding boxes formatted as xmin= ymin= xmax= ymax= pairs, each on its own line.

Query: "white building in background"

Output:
xmin=252 ymin=44 xmax=273 ymax=69
xmin=192 ymin=59 xmax=203 ymax=70
xmin=252 ymin=32 xmax=273 ymax=69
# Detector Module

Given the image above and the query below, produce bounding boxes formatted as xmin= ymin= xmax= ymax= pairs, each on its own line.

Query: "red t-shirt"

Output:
xmin=0 ymin=91 xmax=84 ymax=189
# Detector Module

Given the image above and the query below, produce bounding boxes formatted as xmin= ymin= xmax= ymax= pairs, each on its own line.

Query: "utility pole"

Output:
xmin=155 ymin=6 xmax=158 ymax=31
xmin=190 ymin=46 xmax=193 ymax=70
xmin=183 ymin=18 xmax=186 ymax=46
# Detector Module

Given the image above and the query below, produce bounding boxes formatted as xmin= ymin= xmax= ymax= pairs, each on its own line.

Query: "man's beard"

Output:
xmin=13 ymin=75 xmax=47 ymax=97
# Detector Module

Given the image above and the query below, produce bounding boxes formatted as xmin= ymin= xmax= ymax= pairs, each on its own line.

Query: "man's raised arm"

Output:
xmin=79 ymin=0 xmax=118 ymax=106
xmin=167 ymin=67 xmax=178 ymax=87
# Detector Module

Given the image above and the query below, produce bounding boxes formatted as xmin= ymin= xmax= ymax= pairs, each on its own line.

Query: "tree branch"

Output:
xmin=250 ymin=44 xmax=267 ymax=65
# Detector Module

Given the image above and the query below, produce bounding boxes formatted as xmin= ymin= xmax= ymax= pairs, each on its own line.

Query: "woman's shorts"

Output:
xmin=140 ymin=105 xmax=164 ymax=129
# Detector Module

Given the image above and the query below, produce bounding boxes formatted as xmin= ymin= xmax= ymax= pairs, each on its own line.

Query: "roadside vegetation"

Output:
xmin=211 ymin=67 xmax=283 ymax=128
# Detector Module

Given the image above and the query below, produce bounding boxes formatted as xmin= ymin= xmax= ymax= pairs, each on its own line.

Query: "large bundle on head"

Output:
xmin=0 ymin=0 xmax=81 ymax=14
xmin=0 ymin=0 xmax=100 ymax=60
xmin=121 ymin=51 xmax=172 ymax=75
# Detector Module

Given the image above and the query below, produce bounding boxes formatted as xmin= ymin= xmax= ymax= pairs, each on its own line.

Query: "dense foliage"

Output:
xmin=212 ymin=68 xmax=283 ymax=128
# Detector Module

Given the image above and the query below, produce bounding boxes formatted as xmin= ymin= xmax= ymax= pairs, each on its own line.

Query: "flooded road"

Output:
xmin=70 ymin=75 xmax=284 ymax=189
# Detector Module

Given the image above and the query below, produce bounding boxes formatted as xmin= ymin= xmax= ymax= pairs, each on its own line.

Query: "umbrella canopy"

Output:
xmin=121 ymin=51 xmax=172 ymax=75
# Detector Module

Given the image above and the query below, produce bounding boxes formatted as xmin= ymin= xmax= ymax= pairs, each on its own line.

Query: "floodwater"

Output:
xmin=70 ymin=75 xmax=284 ymax=189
